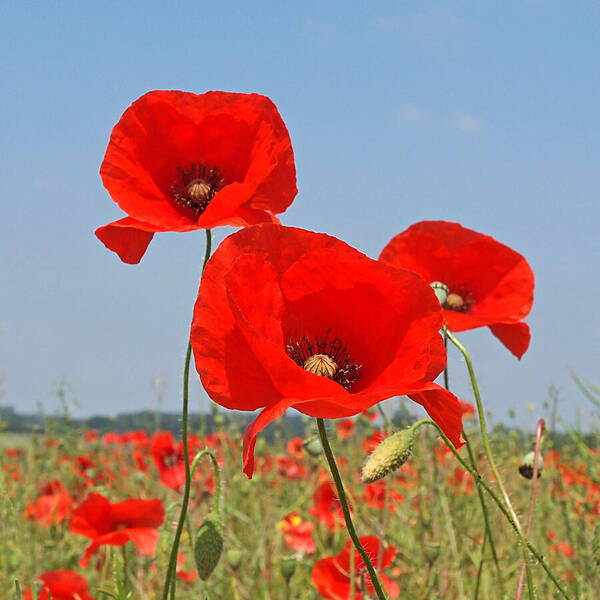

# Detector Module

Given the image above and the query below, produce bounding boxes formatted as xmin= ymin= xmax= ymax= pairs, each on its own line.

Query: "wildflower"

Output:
xmin=191 ymin=224 xmax=464 ymax=477
xmin=23 ymin=570 xmax=95 ymax=600
xmin=277 ymin=512 xmax=316 ymax=555
xmin=96 ymin=90 xmax=296 ymax=263
xmin=311 ymin=536 xmax=400 ymax=599
xmin=379 ymin=221 xmax=534 ymax=358
xmin=70 ymin=492 xmax=165 ymax=567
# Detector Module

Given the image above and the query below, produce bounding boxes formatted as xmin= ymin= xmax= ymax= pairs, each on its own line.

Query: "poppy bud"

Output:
xmin=361 ymin=428 xmax=415 ymax=483
xmin=430 ymin=281 xmax=449 ymax=306
xmin=194 ymin=512 xmax=224 ymax=580
xmin=226 ymin=549 xmax=243 ymax=571
xmin=518 ymin=451 xmax=543 ymax=480
xmin=302 ymin=436 xmax=322 ymax=457
xmin=279 ymin=556 xmax=297 ymax=582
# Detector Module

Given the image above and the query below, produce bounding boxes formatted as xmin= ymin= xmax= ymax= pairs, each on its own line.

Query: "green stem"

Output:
xmin=162 ymin=229 xmax=212 ymax=600
xmin=444 ymin=328 xmax=535 ymax=599
xmin=316 ymin=418 xmax=387 ymax=600
xmin=443 ymin=331 xmax=505 ymax=597
xmin=413 ymin=419 xmax=573 ymax=600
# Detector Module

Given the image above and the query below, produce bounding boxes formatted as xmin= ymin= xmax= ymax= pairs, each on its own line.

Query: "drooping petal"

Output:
xmin=242 ymin=400 xmax=294 ymax=478
xmin=408 ymin=384 xmax=465 ymax=448
xmin=95 ymin=217 xmax=158 ymax=264
xmin=489 ymin=322 xmax=531 ymax=359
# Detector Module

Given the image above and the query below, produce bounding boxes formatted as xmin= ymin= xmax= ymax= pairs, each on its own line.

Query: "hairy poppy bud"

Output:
xmin=361 ymin=428 xmax=415 ymax=483
xmin=518 ymin=451 xmax=543 ymax=480
xmin=280 ymin=556 xmax=297 ymax=582
xmin=302 ymin=436 xmax=322 ymax=457
xmin=194 ymin=512 xmax=224 ymax=580
xmin=430 ymin=281 xmax=449 ymax=306
xmin=226 ymin=549 xmax=243 ymax=571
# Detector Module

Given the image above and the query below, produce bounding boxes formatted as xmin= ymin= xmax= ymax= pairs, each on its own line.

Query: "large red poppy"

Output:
xmin=70 ymin=492 xmax=165 ymax=566
xmin=23 ymin=570 xmax=95 ymax=600
xmin=190 ymin=224 xmax=464 ymax=477
xmin=379 ymin=221 xmax=535 ymax=358
xmin=96 ymin=90 xmax=297 ymax=263
xmin=311 ymin=536 xmax=400 ymax=599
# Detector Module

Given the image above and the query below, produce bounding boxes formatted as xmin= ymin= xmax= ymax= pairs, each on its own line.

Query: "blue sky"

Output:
xmin=1 ymin=2 xmax=599 ymax=428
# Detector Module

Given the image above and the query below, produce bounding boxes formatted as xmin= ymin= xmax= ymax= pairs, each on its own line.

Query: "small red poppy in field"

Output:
xmin=24 ymin=570 xmax=95 ymax=600
xmin=70 ymin=492 xmax=165 ymax=567
xmin=26 ymin=480 xmax=73 ymax=526
xmin=379 ymin=221 xmax=535 ymax=358
xmin=96 ymin=90 xmax=297 ymax=263
xmin=336 ymin=418 xmax=356 ymax=440
xmin=311 ymin=536 xmax=400 ymax=599
xmin=277 ymin=512 xmax=316 ymax=555
xmin=310 ymin=482 xmax=351 ymax=532
xmin=362 ymin=481 xmax=405 ymax=512
xmin=286 ymin=437 xmax=304 ymax=458
xmin=191 ymin=224 xmax=464 ymax=477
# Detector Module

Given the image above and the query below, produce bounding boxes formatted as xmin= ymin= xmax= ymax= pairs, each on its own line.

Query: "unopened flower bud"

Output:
xmin=194 ymin=512 xmax=224 ymax=580
xmin=518 ymin=451 xmax=543 ymax=480
xmin=430 ymin=281 xmax=449 ymax=306
xmin=362 ymin=428 xmax=415 ymax=483
xmin=226 ymin=549 xmax=243 ymax=571
xmin=302 ymin=436 xmax=322 ymax=457
xmin=280 ymin=556 xmax=297 ymax=582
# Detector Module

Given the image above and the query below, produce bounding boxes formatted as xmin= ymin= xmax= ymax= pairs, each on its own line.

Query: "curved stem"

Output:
xmin=444 ymin=328 xmax=535 ymax=599
xmin=162 ymin=229 xmax=212 ymax=600
xmin=443 ymin=331 xmax=505 ymax=598
xmin=414 ymin=419 xmax=573 ymax=600
xmin=316 ymin=418 xmax=388 ymax=600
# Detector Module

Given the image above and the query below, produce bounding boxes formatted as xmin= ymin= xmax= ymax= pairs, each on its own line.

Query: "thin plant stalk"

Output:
xmin=316 ymin=418 xmax=388 ymax=600
xmin=162 ymin=229 xmax=212 ymax=600
xmin=516 ymin=419 xmax=545 ymax=600
xmin=443 ymin=332 xmax=505 ymax=598
xmin=413 ymin=419 xmax=573 ymax=600
xmin=444 ymin=328 xmax=535 ymax=599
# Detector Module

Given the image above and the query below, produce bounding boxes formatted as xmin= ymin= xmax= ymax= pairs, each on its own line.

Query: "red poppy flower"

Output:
xmin=95 ymin=90 xmax=297 ymax=264
xmin=191 ymin=224 xmax=464 ymax=477
xmin=311 ymin=536 xmax=400 ymax=599
xmin=277 ymin=512 xmax=316 ymax=555
xmin=310 ymin=482 xmax=351 ymax=532
xmin=379 ymin=221 xmax=535 ymax=358
xmin=70 ymin=492 xmax=165 ymax=567
xmin=336 ymin=418 xmax=356 ymax=440
xmin=362 ymin=481 xmax=405 ymax=512
xmin=286 ymin=437 xmax=305 ymax=459
xmin=24 ymin=570 xmax=95 ymax=600
xmin=26 ymin=480 xmax=73 ymax=526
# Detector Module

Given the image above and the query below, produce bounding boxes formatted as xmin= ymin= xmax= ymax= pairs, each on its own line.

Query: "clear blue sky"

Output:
xmin=1 ymin=2 xmax=598 ymax=428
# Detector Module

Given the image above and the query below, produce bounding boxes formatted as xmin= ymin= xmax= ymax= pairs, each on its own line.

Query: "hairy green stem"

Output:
xmin=162 ymin=229 xmax=212 ymax=600
xmin=414 ymin=420 xmax=572 ymax=600
xmin=444 ymin=328 xmax=535 ymax=599
xmin=316 ymin=418 xmax=387 ymax=600
xmin=443 ymin=332 xmax=505 ymax=597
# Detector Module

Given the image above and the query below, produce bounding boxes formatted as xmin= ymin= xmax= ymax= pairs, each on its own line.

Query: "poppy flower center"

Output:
xmin=286 ymin=330 xmax=361 ymax=391
xmin=171 ymin=163 xmax=225 ymax=218
xmin=303 ymin=354 xmax=338 ymax=378
xmin=430 ymin=281 xmax=473 ymax=313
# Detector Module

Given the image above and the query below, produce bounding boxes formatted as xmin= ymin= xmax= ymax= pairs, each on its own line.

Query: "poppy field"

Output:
xmin=2 ymin=398 xmax=599 ymax=599
xmin=2 ymin=88 xmax=596 ymax=600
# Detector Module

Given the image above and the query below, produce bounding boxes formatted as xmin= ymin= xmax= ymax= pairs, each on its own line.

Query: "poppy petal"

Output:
xmin=489 ymin=322 xmax=531 ymax=359
xmin=243 ymin=401 xmax=293 ymax=478
xmin=95 ymin=217 xmax=160 ymax=264
xmin=408 ymin=384 xmax=465 ymax=448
